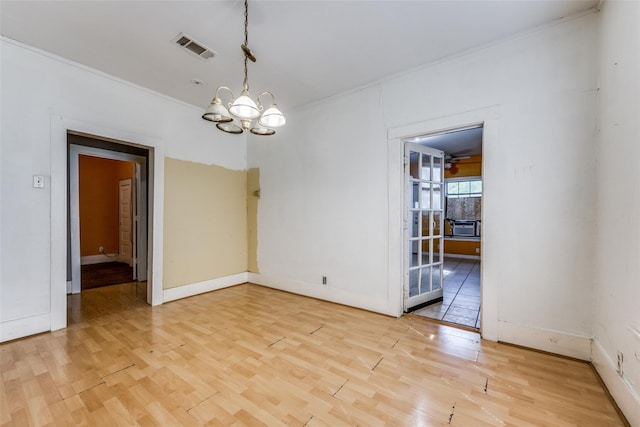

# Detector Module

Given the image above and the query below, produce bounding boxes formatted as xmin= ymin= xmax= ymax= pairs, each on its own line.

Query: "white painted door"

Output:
xmin=119 ymin=178 xmax=133 ymax=267
xmin=132 ymin=165 xmax=138 ymax=281
xmin=405 ymin=142 xmax=445 ymax=311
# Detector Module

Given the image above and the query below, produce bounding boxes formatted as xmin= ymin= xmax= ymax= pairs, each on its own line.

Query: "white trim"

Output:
xmin=592 ymin=340 xmax=640 ymax=426
xmin=444 ymin=253 xmax=481 ymax=260
xmin=248 ymin=273 xmax=398 ymax=317
xmin=276 ymin=8 xmax=597 ymax=118
xmin=498 ymin=321 xmax=592 ymax=360
xmin=445 ymin=175 xmax=483 ymax=182
xmin=387 ymin=132 xmax=405 ymax=318
xmin=50 ymin=117 xmax=67 ymax=331
xmin=1 ymin=37 xmax=201 ymax=113
xmin=387 ymin=106 xmax=499 ymax=140
xmin=163 ymin=273 xmax=248 ymax=303
xmin=148 ymin=149 xmax=163 ymax=306
xmin=68 ymin=146 xmax=81 ymax=294
xmin=0 ymin=313 xmax=50 ymax=342
xmin=387 ymin=106 xmax=500 ymax=340
xmin=81 ymin=254 xmax=119 ymax=265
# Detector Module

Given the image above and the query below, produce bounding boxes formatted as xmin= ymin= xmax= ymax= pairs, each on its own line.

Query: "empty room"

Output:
xmin=1 ymin=0 xmax=638 ymax=425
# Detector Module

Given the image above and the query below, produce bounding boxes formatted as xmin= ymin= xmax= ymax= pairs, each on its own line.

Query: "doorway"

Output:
xmin=405 ymin=126 xmax=483 ymax=329
xmin=76 ymin=155 xmax=135 ymax=291
xmin=67 ymin=132 xmax=151 ymax=305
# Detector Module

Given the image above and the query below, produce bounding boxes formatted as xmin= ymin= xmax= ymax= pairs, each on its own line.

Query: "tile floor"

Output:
xmin=413 ymin=257 xmax=480 ymax=329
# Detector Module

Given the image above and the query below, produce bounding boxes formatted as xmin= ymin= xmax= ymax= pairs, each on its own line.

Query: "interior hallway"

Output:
xmin=1 ymin=283 xmax=624 ymax=426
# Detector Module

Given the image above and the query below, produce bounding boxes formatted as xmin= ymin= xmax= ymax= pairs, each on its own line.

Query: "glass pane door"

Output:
xmin=405 ymin=142 xmax=444 ymax=311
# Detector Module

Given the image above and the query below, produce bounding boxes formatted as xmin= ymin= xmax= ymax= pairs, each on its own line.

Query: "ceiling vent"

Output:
xmin=173 ymin=33 xmax=216 ymax=61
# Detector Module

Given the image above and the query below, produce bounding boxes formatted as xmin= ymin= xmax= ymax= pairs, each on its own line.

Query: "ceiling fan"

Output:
xmin=444 ymin=154 xmax=471 ymax=169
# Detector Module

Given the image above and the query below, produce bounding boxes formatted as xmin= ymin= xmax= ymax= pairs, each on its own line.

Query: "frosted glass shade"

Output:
xmin=202 ymin=98 xmax=233 ymax=122
xmin=229 ymin=92 xmax=260 ymax=119
xmin=250 ymin=126 xmax=275 ymax=136
xmin=216 ymin=121 xmax=243 ymax=134
xmin=258 ymin=105 xmax=286 ymax=128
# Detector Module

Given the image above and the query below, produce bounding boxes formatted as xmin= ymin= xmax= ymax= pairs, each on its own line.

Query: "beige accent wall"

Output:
xmin=247 ymin=168 xmax=260 ymax=273
xmin=163 ymin=157 xmax=248 ymax=289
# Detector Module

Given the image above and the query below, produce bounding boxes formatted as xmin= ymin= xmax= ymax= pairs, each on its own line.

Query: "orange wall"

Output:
xmin=79 ymin=156 xmax=134 ymax=256
xmin=444 ymin=240 xmax=481 ymax=256
xmin=444 ymin=155 xmax=482 ymax=179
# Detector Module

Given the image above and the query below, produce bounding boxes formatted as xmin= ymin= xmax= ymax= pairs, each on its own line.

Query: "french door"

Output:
xmin=404 ymin=142 xmax=445 ymax=311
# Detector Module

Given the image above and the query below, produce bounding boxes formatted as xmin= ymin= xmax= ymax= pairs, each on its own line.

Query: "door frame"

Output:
xmin=50 ymin=115 xmax=165 ymax=333
xmin=387 ymin=106 xmax=499 ymax=340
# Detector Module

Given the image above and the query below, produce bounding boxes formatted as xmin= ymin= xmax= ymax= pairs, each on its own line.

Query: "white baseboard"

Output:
xmin=0 ymin=313 xmax=50 ymax=343
xmin=444 ymin=253 xmax=481 ymax=260
xmin=81 ymin=254 xmax=118 ymax=265
xmin=498 ymin=320 xmax=592 ymax=360
xmin=592 ymin=340 xmax=640 ymax=426
xmin=162 ymin=272 xmax=248 ymax=303
xmin=247 ymin=272 xmax=398 ymax=317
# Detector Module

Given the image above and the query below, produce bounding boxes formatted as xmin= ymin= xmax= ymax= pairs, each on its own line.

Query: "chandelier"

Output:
xmin=202 ymin=0 xmax=286 ymax=136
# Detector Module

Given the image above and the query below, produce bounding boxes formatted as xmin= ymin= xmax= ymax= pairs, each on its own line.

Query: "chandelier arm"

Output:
xmin=256 ymin=91 xmax=276 ymax=108
xmin=215 ymin=86 xmax=235 ymax=101
xmin=243 ymin=57 xmax=249 ymax=91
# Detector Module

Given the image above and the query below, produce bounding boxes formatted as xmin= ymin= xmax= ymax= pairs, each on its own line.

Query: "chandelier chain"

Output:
xmin=243 ymin=0 xmax=249 ymax=89
xmin=244 ymin=0 xmax=249 ymax=46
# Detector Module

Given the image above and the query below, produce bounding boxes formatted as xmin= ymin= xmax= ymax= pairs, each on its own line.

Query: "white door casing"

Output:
xmin=387 ymin=105 xmax=499 ymax=339
xmin=49 ymin=115 xmax=163 ymax=337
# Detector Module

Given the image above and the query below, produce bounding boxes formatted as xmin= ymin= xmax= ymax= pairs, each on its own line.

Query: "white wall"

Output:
xmin=388 ymin=13 xmax=599 ymax=356
xmin=249 ymin=12 xmax=599 ymax=359
xmin=248 ymin=85 xmax=391 ymax=313
xmin=0 ymin=39 xmax=246 ymax=341
xmin=593 ymin=1 xmax=640 ymax=424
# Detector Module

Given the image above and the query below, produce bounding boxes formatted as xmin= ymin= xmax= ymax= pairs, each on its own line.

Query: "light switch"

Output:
xmin=33 ymin=175 xmax=45 ymax=189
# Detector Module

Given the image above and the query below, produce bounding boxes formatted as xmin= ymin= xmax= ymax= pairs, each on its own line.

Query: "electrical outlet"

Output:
xmin=475 ymin=247 xmax=480 ymax=254
xmin=33 ymin=175 xmax=45 ymax=189
xmin=322 ymin=276 xmax=327 ymax=285
xmin=99 ymin=246 xmax=104 ymax=254
xmin=617 ymin=351 xmax=623 ymax=376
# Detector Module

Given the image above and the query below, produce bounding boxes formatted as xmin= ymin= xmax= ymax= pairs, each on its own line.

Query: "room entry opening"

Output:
xmin=67 ymin=132 xmax=151 ymax=303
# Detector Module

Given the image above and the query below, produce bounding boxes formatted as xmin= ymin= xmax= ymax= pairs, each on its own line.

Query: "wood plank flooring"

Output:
xmin=81 ymin=262 xmax=134 ymax=290
xmin=1 ymin=283 xmax=626 ymax=426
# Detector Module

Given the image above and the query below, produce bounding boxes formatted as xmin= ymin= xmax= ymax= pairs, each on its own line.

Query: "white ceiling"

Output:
xmin=1 ymin=0 xmax=598 ymax=114
xmin=413 ymin=126 xmax=484 ymax=157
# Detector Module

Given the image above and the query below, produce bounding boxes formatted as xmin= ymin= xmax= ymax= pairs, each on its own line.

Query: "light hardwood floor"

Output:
xmin=1 ymin=283 xmax=626 ymax=426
